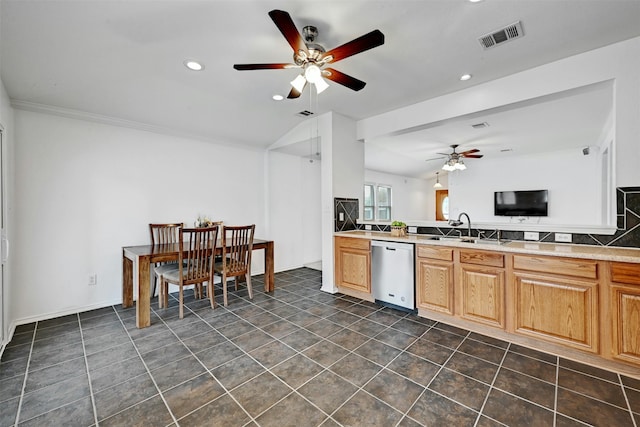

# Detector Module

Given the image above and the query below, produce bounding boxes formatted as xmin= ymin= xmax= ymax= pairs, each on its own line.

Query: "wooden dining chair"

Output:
xmin=214 ymin=224 xmax=255 ymax=306
xmin=149 ymin=223 xmax=183 ymax=304
xmin=159 ymin=226 xmax=219 ymax=319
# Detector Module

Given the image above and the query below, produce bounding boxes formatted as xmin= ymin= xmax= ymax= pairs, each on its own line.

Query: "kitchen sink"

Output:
xmin=460 ymin=238 xmax=507 ymax=245
xmin=423 ymin=235 xmax=507 ymax=245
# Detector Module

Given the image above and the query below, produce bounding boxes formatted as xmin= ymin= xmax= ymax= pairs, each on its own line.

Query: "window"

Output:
xmin=377 ymin=185 xmax=392 ymax=221
xmin=363 ymin=184 xmax=375 ymax=220
xmin=363 ymin=183 xmax=392 ymax=221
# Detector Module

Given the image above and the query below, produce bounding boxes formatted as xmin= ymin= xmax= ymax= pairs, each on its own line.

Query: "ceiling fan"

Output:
xmin=426 ymin=144 xmax=484 ymax=171
xmin=233 ymin=9 xmax=385 ymax=98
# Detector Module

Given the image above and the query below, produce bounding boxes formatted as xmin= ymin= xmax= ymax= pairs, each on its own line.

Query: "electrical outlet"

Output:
xmin=555 ymin=233 xmax=572 ymax=243
xmin=524 ymin=231 xmax=539 ymax=241
xmin=88 ymin=274 xmax=97 ymax=286
xmin=365 ymin=224 xmax=372 ymax=231
xmin=408 ymin=226 xmax=417 ymax=234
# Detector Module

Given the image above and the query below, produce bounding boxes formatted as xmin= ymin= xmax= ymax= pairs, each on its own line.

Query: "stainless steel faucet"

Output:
xmin=449 ymin=212 xmax=471 ymax=238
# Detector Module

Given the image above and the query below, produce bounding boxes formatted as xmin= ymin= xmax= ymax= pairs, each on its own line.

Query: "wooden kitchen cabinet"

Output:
xmin=334 ymin=236 xmax=371 ymax=297
xmin=459 ymin=250 xmax=505 ymax=329
xmin=416 ymin=246 xmax=454 ymax=315
xmin=512 ymin=255 xmax=599 ymax=353
xmin=609 ymin=262 xmax=640 ymax=364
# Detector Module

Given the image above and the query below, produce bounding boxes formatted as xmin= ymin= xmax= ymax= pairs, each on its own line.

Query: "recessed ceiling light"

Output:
xmin=184 ymin=60 xmax=204 ymax=71
xmin=272 ymin=94 xmax=284 ymax=101
xmin=469 ymin=0 xmax=483 ymax=3
xmin=460 ymin=74 xmax=472 ymax=81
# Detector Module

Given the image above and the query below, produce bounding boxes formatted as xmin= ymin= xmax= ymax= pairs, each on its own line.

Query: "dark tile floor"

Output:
xmin=1 ymin=267 xmax=639 ymax=427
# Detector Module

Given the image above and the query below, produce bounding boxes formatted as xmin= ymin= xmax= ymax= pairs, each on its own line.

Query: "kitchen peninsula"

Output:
xmin=334 ymin=230 xmax=640 ymax=377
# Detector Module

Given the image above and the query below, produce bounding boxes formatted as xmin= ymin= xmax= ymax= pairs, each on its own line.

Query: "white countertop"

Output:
xmin=335 ymin=230 xmax=640 ymax=263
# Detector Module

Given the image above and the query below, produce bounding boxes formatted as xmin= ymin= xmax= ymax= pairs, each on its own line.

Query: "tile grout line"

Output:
xmin=111 ymin=307 xmax=180 ymax=427
xmin=472 ymin=341 xmax=512 ymax=427
xmin=554 ymin=355 xmax=559 ymax=427
xmin=190 ymin=287 xmax=407 ymax=425
xmin=77 ymin=312 xmax=100 ymax=426
xmin=223 ymin=286 xmax=358 ymax=424
xmin=12 ymin=324 xmax=37 ymax=426
xmin=151 ymin=295 xmax=261 ymax=426
xmin=617 ymin=372 xmax=638 ymax=427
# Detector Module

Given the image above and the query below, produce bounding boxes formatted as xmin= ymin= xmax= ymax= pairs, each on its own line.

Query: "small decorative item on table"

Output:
xmin=390 ymin=221 xmax=407 ymax=237
xmin=195 ymin=215 xmax=214 ymax=228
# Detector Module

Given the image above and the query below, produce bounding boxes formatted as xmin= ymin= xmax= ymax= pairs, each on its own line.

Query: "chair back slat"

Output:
xmin=179 ymin=226 xmax=218 ymax=285
xmin=222 ymin=225 xmax=255 ymax=275
xmin=150 ymin=223 xmax=183 ymax=245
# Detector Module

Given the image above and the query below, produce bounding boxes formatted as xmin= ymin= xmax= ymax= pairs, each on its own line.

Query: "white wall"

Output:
xmin=365 ymin=170 xmax=432 ymax=221
xmin=449 ymin=149 xmax=601 ymax=225
xmin=13 ymin=110 xmax=267 ymax=323
xmin=267 ymin=150 xmax=321 ymax=271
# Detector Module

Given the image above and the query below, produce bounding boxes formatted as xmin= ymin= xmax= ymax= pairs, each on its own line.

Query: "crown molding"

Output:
xmin=9 ymin=99 xmax=264 ymax=152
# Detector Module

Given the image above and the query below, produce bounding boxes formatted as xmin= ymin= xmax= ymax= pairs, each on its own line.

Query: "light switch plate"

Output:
xmin=555 ymin=233 xmax=572 ymax=243
xmin=524 ymin=231 xmax=539 ymax=241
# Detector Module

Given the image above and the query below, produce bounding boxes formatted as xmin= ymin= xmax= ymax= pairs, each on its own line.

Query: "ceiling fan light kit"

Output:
xmin=233 ymin=9 xmax=384 ymax=98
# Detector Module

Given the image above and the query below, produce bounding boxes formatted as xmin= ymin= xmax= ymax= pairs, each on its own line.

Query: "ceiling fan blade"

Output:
xmin=323 ymin=68 xmax=366 ymax=91
xmin=425 ymin=157 xmax=446 ymax=162
xmin=323 ymin=29 xmax=384 ymax=63
xmin=268 ymin=9 xmax=308 ymax=54
xmin=436 ymin=152 xmax=451 ymax=156
xmin=459 ymin=148 xmax=480 ymax=155
xmin=287 ymin=84 xmax=306 ymax=99
xmin=233 ymin=63 xmax=295 ymax=70
xmin=462 ymin=154 xmax=484 ymax=158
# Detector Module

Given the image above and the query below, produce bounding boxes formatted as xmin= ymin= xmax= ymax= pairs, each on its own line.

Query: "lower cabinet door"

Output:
xmin=461 ymin=265 xmax=505 ymax=328
xmin=338 ymin=248 xmax=371 ymax=293
xmin=513 ymin=272 xmax=598 ymax=352
xmin=610 ymin=283 xmax=640 ymax=364
xmin=417 ymin=259 xmax=454 ymax=315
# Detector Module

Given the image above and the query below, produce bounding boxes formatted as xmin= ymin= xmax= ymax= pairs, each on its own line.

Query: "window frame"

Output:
xmin=363 ymin=183 xmax=392 ymax=221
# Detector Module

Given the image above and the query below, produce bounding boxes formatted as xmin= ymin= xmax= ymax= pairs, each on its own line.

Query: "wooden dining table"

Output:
xmin=122 ymin=239 xmax=274 ymax=328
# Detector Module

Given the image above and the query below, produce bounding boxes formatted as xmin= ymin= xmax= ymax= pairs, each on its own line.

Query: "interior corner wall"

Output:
xmin=0 ymin=76 xmax=14 ymax=344
xmin=12 ymin=109 xmax=267 ymax=324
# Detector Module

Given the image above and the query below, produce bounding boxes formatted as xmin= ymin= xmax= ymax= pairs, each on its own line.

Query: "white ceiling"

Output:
xmin=1 ymin=0 xmax=639 ymax=175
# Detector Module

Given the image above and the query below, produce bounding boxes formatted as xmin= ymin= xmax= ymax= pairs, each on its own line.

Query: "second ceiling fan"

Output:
xmin=427 ymin=144 xmax=484 ymax=171
xmin=233 ymin=9 xmax=385 ymax=98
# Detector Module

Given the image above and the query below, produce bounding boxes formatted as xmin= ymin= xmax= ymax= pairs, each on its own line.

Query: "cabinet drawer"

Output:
xmin=513 ymin=255 xmax=597 ymax=279
xmin=611 ymin=262 xmax=640 ymax=286
xmin=417 ymin=245 xmax=453 ymax=261
xmin=335 ymin=236 xmax=370 ymax=251
xmin=460 ymin=250 xmax=504 ymax=268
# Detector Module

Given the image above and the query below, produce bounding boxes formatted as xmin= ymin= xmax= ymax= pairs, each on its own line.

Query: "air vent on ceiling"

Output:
xmin=478 ymin=21 xmax=524 ymax=50
xmin=296 ymin=110 xmax=315 ymax=117
xmin=471 ymin=122 xmax=489 ymax=129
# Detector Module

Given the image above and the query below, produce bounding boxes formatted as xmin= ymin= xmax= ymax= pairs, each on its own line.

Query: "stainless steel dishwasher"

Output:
xmin=371 ymin=240 xmax=415 ymax=311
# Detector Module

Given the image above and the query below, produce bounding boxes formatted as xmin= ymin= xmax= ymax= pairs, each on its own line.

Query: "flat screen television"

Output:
xmin=494 ymin=189 xmax=548 ymax=217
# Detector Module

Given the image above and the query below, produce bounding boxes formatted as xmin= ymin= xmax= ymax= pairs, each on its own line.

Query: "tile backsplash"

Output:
xmin=357 ymin=187 xmax=640 ymax=249
xmin=334 ymin=198 xmax=359 ymax=232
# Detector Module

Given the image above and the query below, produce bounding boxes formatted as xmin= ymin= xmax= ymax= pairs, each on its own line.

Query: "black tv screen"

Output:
xmin=494 ymin=190 xmax=548 ymax=217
